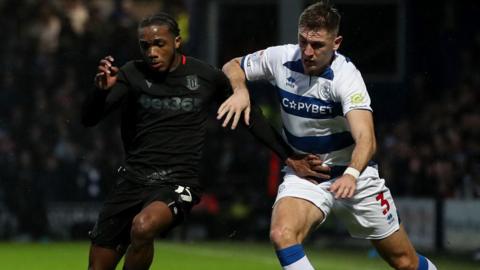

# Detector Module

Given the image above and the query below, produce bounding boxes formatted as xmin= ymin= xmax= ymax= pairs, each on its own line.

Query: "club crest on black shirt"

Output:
xmin=185 ymin=75 xmax=199 ymax=90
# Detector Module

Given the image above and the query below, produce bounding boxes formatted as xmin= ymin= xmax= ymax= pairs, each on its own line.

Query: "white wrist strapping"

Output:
xmin=343 ymin=167 xmax=360 ymax=179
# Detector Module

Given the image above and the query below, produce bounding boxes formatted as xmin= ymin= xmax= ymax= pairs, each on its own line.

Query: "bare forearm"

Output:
xmin=346 ymin=110 xmax=377 ymax=171
xmin=349 ymin=133 xmax=376 ymax=171
xmin=222 ymin=57 xmax=248 ymax=93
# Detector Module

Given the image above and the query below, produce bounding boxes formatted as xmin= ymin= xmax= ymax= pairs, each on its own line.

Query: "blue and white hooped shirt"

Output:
xmin=241 ymin=44 xmax=372 ymax=166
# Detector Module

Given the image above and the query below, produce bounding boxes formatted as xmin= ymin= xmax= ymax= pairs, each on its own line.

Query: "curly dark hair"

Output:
xmin=138 ymin=12 xmax=180 ymax=37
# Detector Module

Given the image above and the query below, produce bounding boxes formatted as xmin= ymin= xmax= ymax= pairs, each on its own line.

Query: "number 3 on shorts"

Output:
xmin=376 ymin=192 xmax=390 ymax=215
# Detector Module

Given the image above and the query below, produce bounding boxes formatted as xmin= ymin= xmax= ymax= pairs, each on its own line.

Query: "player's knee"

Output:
xmin=389 ymin=254 xmax=418 ymax=270
xmin=270 ymin=226 xmax=297 ymax=248
xmin=131 ymin=214 xmax=157 ymax=241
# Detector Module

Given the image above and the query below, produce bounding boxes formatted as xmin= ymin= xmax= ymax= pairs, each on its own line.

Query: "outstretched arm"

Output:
xmin=246 ymin=105 xmax=330 ymax=181
xmin=217 ymin=57 xmax=251 ymax=129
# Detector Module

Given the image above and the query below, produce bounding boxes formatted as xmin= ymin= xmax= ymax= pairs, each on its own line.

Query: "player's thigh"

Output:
xmin=132 ymin=201 xmax=174 ymax=236
xmin=134 ymin=184 xmax=200 ymax=236
xmin=370 ymin=225 xmax=418 ymax=266
xmin=90 ymin=178 xmax=143 ymax=249
xmin=271 ymin=197 xmax=325 ymax=241
xmin=273 ymin=168 xmax=335 ymax=233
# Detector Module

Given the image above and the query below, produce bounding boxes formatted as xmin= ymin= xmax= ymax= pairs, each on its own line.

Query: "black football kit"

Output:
xmin=82 ymin=55 xmax=293 ymax=248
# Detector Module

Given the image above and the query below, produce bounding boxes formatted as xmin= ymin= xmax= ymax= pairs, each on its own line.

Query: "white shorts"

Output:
xmin=275 ymin=165 xmax=400 ymax=240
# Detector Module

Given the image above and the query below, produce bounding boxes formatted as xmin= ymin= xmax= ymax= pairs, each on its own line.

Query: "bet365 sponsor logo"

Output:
xmin=139 ymin=94 xmax=202 ymax=112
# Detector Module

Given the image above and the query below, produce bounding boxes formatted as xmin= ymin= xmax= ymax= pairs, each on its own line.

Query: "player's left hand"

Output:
xmin=217 ymin=88 xmax=251 ymax=129
xmin=328 ymin=174 xmax=356 ymax=199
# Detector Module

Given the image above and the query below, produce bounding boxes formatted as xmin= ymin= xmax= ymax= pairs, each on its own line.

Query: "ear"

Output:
xmin=333 ymin=35 xmax=343 ymax=51
xmin=175 ymin=36 xmax=182 ymax=49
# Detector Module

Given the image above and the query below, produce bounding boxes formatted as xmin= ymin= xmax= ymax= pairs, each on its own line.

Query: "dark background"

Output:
xmin=0 ymin=0 xmax=478 ymax=252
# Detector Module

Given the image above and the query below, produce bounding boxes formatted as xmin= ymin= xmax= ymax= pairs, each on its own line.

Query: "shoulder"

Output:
xmin=331 ymin=52 xmax=365 ymax=85
xmin=262 ymin=44 xmax=299 ymax=60
xmin=265 ymin=44 xmax=297 ymax=54
xmin=185 ymin=56 xmax=215 ymax=70
xmin=331 ymin=52 xmax=361 ymax=76
xmin=330 ymin=53 xmax=369 ymax=103
xmin=244 ymin=44 xmax=300 ymax=72
xmin=118 ymin=60 xmax=149 ymax=78
xmin=120 ymin=60 xmax=142 ymax=71
xmin=244 ymin=44 xmax=298 ymax=60
xmin=115 ymin=60 xmax=146 ymax=84
xmin=185 ymin=56 xmax=218 ymax=72
xmin=184 ymin=56 xmax=224 ymax=79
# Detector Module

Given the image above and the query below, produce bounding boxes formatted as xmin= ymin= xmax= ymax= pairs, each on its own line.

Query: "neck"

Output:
xmin=169 ymin=52 xmax=182 ymax=72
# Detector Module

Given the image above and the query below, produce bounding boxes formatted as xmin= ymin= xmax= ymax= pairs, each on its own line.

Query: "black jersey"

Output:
xmin=82 ymin=56 xmax=230 ymax=188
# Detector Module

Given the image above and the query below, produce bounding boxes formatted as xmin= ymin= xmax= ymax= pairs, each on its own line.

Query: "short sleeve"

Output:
xmin=241 ymin=46 xmax=284 ymax=82
xmin=335 ymin=67 xmax=372 ymax=115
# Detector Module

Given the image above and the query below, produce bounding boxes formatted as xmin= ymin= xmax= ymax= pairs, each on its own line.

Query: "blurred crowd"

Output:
xmin=376 ymin=1 xmax=480 ymax=199
xmin=0 ymin=0 xmax=478 ymax=240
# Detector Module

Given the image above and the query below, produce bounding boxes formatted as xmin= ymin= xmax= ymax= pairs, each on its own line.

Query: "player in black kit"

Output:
xmin=82 ymin=13 xmax=329 ymax=270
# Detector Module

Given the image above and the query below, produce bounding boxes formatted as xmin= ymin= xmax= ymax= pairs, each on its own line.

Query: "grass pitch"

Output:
xmin=0 ymin=241 xmax=477 ymax=270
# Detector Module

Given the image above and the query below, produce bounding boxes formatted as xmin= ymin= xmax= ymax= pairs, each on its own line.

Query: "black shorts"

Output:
xmin=89 ymin=177 xmax=200 ymax=250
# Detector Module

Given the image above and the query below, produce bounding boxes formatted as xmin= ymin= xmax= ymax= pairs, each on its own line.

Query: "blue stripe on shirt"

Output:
xmin=283 ymin=127 xmax=354 ymax=154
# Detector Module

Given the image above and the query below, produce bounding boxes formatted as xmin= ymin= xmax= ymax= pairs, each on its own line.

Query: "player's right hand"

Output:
xmin=217 ymin=87 xmax=251 ymax=130
xmin=328 ymin=174 xmax=356 ymax=199
xmin=285 ymin=154 xmax=331 ymax=184
xmin=94 ymin=56 xmax=119 ymax=90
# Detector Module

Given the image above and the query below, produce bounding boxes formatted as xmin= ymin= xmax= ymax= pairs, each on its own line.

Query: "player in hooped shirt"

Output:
xmin=219 ymin=1 xmax=437 ymax=270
